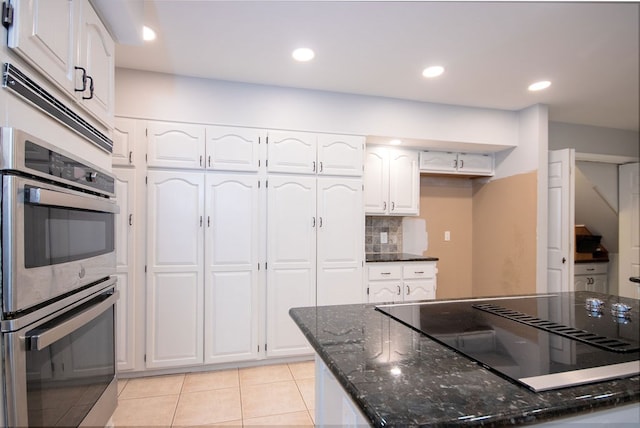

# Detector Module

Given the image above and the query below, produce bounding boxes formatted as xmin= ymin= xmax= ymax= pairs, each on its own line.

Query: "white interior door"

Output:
xmin=619 ymin=162 xmax=640 ymax=299
xmin=547 ymin=149 xmax=575 ymax=293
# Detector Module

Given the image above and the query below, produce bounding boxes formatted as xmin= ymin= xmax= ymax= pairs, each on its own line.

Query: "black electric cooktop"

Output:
xmin=376 ymin=291 xmax=640 ymax=392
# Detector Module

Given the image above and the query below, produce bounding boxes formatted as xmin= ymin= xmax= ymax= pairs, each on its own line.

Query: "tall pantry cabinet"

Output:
xmin=265 ymin=131 xmax=364 ymax=357
xmin=145 ymin=122 xmax=262 ymax=368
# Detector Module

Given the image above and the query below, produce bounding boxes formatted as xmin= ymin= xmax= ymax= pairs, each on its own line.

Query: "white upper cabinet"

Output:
xmin=7 ymin=0 xmax=76 ymax=96
xmin=147 ymin=121 xmax=206 ymax=169
xmin=7 ymin=0 xmax=115 ymax=127
xmin=419 ymin=150 xmax=494 ymax=176
xmin=365 ymin=147 xmax=419 ymax=216
xmin=76 ymin=1 xmax=114 ymax=126
xmin=388 ymin=150 xmax=419 ymax=215
xmin=113 ymin=117 xmax=138 ymax=166
xmin=267 ymin=130 xmax=317 ymax=174
xmin=205 ymin=125 xmax=263 ymax=172
xmin=268 ymin=130 xmax=364 ymax=176
xmin=316 ymin=134 xmax=364 ymax=176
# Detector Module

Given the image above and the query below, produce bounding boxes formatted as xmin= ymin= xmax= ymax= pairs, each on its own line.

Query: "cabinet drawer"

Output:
xmin=575 ymin=263 xmax=608 ymax=276
xmin=368 ymin=264 xmax=402 ymax=280
xmin=403 ymin=263 xmax=436 ymax=279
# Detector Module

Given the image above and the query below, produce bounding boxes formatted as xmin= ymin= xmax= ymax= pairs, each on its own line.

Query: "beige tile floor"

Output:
xmin=113 ymin=361 xmax=315 ymax=427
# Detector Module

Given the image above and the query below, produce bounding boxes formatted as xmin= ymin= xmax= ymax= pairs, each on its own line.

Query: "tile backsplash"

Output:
xmin=365 ymin=216 xmax=403 ymax=254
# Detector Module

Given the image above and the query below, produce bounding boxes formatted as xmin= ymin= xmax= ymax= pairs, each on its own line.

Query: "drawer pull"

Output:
xmin=380 ymin=272 xmax=391 ymax=275
xmin=396 ymin=285 xmax=401 ymax=295
xmin=587 ymin=268 xmax=595 ymax=271
xmin=414 ymin=271 xmax=424 ymax=274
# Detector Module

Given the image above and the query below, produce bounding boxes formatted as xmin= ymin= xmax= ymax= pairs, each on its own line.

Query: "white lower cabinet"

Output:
xmin=266 ymin=175 xmax=364 ymax=357
xmin=574 ymin=263 xmax=608 ymax=293
xmin=367 ymin=262 xmax=437 ymax=303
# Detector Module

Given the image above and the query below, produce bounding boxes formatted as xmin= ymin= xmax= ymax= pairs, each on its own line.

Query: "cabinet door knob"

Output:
xmin=562 ymin=257 xmax=566 ymax=264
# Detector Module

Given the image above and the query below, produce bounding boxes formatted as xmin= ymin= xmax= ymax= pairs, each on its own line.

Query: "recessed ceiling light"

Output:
xmin=389 ymin=139 xmax=403 ymax=146
xmin=142 ymin=25 xmax=156 ymax=42
xmin=422 ymin=65 xmax=445 ymax=78
xmin=292 ymin=47 xmax=315 ymax=62
xmin=528 ymin=80 xmax=551 ymax=91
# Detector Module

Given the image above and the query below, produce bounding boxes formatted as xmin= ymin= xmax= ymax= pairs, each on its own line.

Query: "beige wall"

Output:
xmin=419 ymin=176 xmax=474 ymax=299
xmin=471 ymin=171 xmax=538 ymax=297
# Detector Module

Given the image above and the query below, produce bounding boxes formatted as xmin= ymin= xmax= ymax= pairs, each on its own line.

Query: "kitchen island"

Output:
xmin=290 ymin=294 xmax=640 ymax=426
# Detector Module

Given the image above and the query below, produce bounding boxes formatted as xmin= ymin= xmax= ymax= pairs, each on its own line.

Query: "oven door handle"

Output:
xmin=25 ymin=186 xmax=119 ymax=213
xmin=26 ymin=291 xmax=119 ymax=351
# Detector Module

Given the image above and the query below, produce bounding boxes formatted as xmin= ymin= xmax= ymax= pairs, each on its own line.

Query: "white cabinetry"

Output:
xmin=113 ymin=168 xmax=135 ymax=371
xmin=266 ymin=175 xmax=317 ymax=357
xmin=76 ymin=1 xmax=114 ymax=126
xmin=266 ymin=175 xmax=364 ymax=357
xmin=267 ymin=130 xmax=363 ymax=176
xmin=367 ymin=262 xmax=437 ymax=303
xmin=419 ymin=151 xmax=494 ymax=176
xmin=146 ymin=170 xmax=205 ymax=368
xmin=146 ymin=168 xmax=262 ymax=368
xmin=146 ymin=121 xmax=263 ymax=171
xmin=7 ymin=0 xmax=114 ymax=126
xmin=113 ymin=117 xmax=138 ymax=166
xmin=204 ymin=174 xmax=260 ymax=364
xmin=574 ymin=263 xmax=608 ymax=293
xmin=364 ymin=147 xmax=419 ymax=215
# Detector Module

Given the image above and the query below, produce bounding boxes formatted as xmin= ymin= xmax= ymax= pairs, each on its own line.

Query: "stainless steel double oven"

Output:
xmin=1 ymin=128 xmax=119 ymax=427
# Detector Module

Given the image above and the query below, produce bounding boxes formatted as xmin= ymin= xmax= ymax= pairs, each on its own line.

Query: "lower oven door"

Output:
xmin=3 ymin=285 xmax=118 ymax=427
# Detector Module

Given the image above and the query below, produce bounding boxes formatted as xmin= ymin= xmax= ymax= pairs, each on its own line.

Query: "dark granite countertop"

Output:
xmin=290 ymin=301 xmax=640 ymax=427
xmin=366 ymin=253 xmax=439 ymax=263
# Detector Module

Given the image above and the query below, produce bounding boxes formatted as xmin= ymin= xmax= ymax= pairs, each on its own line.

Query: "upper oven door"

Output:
xmin=2 ymin=175 xmax=119 ymax=315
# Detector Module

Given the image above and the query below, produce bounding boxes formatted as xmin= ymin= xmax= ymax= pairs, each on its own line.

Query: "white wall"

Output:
xmin=549 ymin=122 xmax=639 ymax=158
xmin=115 ymin=68 xmax=519 ymax=148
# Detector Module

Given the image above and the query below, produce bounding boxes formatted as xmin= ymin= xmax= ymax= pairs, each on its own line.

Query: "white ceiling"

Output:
xmin=114 ymin=1 xmax=640 ymax=132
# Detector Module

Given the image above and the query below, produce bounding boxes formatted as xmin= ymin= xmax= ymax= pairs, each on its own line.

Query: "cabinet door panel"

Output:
xmin=205 ymin=271 xmax=257 ymax=363
xmin=368 ymin=281 xmax=401 ymax=303
xmin=266 ymin=175 xmax=316 ymax=357
xmin=113 ymin=118 xmax=136 ymax=166
xmin=146 ymin=272 xmax=203 ymax=368
xmin=77 ymin=1 xmax=114 ymax=125
xmin=317 ymin=134 xmax=363 ymax=177
xmin=204 ymin=174 xmax=259 ymax=363
xmin=404 ymin=280 xmax=436 ymax=301
xmin=147 ymin=171 xmax=204 ymax=266
xmin=8 ymin=0 xmax=76 ymax=95
xmin=458 ymin=153 xmax=494 ymax=175
xmin=317 ymin=178 xmax=363 ymax=305
xmin=364 ymin=147 xmax=389 ymax=214
xmin=267 ymin=130 xmax=317 ymax=174
xmin=146 ymin=171 xmax=204 ymax=368
xmin=147 ymin=122 xmax=205 ymax=169
xmin=419 ymin=151 xmax=457 ymax=172
xmin=205 ymin=125 xmax=262 ymax=172
xmin=389 ymin=150 xmax=419 ymax=215
xmin=267 ymin=269 xmax=315 ymax=356
xmin=114 ymin=168 xmax=135 ymax=371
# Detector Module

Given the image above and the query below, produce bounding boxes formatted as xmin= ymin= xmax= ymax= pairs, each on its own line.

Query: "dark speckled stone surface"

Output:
xmin=290 ymin=302 xmax=640 ymax=427
xmin=366 ymin=253 xmax=439 ymax=263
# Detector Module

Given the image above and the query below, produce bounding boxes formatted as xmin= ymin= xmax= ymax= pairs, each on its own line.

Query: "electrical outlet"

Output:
xmin=380 ymin=232 xmax=388 ymax=244
xmin=444 ymin=231 xmax=451 ymax=241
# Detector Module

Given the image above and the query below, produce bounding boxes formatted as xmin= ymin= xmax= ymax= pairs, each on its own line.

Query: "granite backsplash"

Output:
xmin=365 ymin=216 xmax=403 ymax=254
